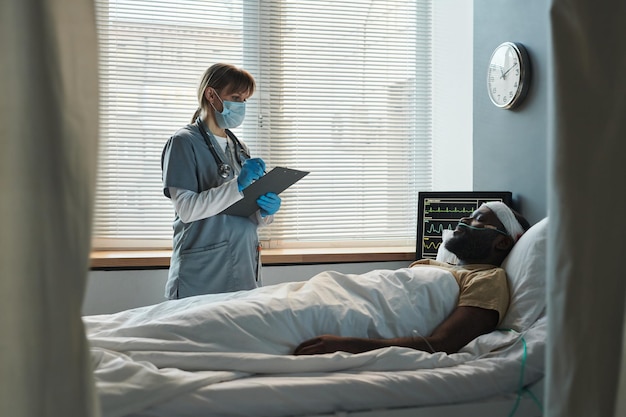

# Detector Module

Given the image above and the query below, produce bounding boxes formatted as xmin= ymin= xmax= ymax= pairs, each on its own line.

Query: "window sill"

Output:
xmin=90 ymin=247 xmax=417 ymax=270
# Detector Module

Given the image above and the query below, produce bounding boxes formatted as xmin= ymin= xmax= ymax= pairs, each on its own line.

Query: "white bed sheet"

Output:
xmin=86 ymin=264 xmax=546 ymax=417
xmin=123 ymin=316 xmax=545 ymax=417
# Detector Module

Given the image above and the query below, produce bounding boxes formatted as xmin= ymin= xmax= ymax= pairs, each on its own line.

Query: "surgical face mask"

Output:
xmin=212 ymin=94 xmax=246 ymax=129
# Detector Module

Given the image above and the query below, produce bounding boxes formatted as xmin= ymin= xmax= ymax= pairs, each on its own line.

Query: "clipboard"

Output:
xmin=221 ymin=167 xmax=310 ymax=217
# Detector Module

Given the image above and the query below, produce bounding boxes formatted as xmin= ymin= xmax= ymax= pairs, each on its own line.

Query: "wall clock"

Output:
xmin=487 ymin=42 xmax=531 ymax=109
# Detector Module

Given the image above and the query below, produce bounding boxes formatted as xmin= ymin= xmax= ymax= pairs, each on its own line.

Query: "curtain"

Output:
xmin=547 ymin=1 xmax=626 ymax=416
xmin=0 ymin=1 xmax=100 ymax=416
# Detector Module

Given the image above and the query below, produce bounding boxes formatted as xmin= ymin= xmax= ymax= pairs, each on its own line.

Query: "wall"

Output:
xmin=473 ymin=0 xmax=549 ymax=224
xmin=83 ymin=261 xmax=410 ymax=315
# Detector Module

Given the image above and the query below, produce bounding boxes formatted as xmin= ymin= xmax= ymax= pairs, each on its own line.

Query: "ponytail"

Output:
xmin=191 ymin=107 xmax=201 ymax=124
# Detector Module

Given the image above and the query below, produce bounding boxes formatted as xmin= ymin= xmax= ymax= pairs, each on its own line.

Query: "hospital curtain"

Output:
xmin=92 ymin=0 xmax=431 ymax=250
xmin=547 ymin=1 xmax=626 ymax=416
xmin=0 ymin=0 xmax=99 ymax=416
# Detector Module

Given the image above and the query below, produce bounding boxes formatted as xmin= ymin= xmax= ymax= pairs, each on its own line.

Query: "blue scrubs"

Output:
xmin=161 ymin=123 xmax=261 ymax=299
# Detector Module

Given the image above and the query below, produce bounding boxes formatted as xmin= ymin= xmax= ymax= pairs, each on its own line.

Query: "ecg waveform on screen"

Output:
xmin=422 ymin=240 xmax=442 ymax=250
xmin=426 ymin=223 xmax=455 ymax=234
xmin=420 ymin=197 xmax=506 ymax=259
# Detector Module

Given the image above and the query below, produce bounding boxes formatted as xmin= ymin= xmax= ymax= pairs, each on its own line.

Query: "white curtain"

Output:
xmin=547 ymin=1 xmax=626 ymax=416
xmin=0 ymin=1 xmax=100 ymax=416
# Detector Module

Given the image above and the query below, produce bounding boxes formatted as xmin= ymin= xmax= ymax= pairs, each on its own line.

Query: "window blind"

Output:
xmin=93 ymin=0 xmax=432 ymax=250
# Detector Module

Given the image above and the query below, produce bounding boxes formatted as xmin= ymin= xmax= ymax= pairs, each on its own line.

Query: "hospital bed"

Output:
xmin=85 ymin=218 xmax=548 ymax=417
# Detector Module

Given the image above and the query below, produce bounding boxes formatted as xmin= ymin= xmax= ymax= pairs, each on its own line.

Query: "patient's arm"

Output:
xmin=293 ymin=306 xmax=498 ymax=355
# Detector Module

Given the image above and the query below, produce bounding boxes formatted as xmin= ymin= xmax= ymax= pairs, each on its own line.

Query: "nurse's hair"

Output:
xmin=191 ymin=63 xmax=256 ymax=122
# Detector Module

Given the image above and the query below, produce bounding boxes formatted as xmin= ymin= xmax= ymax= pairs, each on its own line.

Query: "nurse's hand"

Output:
xmin=257 ymin=192 xmax=281 ymax=217
xmin=237 ymin=158 xmax=266 ymax=191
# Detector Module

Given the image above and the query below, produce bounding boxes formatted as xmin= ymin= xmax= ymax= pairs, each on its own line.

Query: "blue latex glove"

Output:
xmin=257 ymin=192 xmax=281 ymax=217
xmin=237 ymin=158 xmax=266 ymax=191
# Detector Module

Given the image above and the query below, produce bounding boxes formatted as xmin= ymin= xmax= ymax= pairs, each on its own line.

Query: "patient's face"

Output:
xmin=444 ymin=207 xmax=504 ymax=262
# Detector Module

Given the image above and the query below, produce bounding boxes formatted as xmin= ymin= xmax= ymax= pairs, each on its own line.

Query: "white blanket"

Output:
xmin=85 ymin=267 xmax=529 ymax=417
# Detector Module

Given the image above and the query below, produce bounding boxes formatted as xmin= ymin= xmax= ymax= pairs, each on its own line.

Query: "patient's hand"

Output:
xmin=293 ymin=335 xmax=381 ymax=355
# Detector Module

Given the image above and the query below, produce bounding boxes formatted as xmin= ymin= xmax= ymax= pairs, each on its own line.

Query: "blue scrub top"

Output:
xmin=161 ymin=124 xmax=260 ymax=299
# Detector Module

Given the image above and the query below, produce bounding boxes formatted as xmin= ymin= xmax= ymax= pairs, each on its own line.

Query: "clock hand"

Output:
xmin=502 ymin=62 xmax=518 ymax=78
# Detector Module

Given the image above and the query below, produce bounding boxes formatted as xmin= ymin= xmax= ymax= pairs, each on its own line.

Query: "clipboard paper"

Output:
xmin=220 ymin=167 xmax=309 ymax=217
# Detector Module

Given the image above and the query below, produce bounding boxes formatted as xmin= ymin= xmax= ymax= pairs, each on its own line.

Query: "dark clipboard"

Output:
xmin=221 ymin=167 xmax=310 ymax=217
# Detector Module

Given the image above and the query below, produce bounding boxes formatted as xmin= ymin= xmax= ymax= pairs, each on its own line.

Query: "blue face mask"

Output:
xmin=212 ymin=96 xmax=246 ymax=129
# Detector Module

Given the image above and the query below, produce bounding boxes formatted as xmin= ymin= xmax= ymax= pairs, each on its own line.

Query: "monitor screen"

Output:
xmin=416 ymin=191 xmax=513 ymax=260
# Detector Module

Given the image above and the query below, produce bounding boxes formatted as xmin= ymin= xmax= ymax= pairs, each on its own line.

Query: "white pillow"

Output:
xmin=436 ymin=229 xmax=460 ymax=265
xmin=500 ymin=217 xmax=548 ymax=332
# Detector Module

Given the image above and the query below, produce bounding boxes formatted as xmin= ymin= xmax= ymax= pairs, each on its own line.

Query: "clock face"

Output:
xmin=487 ymin=42 xmax=530 ymax=109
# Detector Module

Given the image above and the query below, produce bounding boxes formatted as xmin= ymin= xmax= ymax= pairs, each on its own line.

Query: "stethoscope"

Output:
xmin=195 ymin=117 xmax=250 ymax=179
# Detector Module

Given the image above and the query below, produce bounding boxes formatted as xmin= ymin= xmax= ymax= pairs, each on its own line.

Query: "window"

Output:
xmin=93 ymin=0 xmax=432 ymax=250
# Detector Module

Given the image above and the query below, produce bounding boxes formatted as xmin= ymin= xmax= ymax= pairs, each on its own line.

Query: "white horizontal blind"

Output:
xmin=258 ymin=0 xmax=431 ymax=247
xmin=93 ymin=0 xmax=431 ymax=249
xmin=93 ymin=0 xmax=262 ymax=247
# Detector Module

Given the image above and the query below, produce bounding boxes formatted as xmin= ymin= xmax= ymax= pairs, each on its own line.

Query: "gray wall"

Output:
xmin=473 ymin=0 xmax=549 ymax=224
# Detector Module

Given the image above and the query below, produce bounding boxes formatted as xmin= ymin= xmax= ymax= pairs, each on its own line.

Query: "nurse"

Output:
xmin=161 ymin=63 xmax=281 ymax=299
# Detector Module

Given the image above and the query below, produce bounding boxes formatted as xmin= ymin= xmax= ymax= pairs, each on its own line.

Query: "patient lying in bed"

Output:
xmin=87 ymin=202 xmax=529 ymax=358
xmin=294 ymin=202 xmax=529 ymax=355
xmin=85 ymin=207 xmax=548 ymax=417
